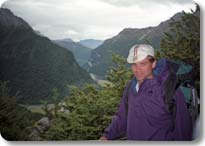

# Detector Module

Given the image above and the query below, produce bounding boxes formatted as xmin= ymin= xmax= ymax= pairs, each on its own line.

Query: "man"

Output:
xmin=99 ymin=44 xmax=192 ymax=140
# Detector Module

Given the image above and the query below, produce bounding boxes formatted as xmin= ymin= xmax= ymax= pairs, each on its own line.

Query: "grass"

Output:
xmin=20 ymin=104 xmax=54 ymax=115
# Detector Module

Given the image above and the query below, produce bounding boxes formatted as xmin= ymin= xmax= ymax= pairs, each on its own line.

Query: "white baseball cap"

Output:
xmin=127 ymin=44 xmax=155 ymax=64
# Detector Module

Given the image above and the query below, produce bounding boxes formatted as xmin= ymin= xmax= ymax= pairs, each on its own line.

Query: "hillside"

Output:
xmin=85 ymin=12 xmax=182 ymax=77
xmin=53 ymin=39 xmax=92 ymax=66
xmin=0 ymin=8 xmax=92 ymax=104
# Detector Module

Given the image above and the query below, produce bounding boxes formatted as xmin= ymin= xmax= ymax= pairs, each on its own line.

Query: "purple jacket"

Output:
xmin=103 ymin=64 xmax=192 ymax=140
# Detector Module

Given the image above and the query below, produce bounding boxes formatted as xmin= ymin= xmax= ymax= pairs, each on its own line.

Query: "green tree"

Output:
xmin=0 ymin=81 xmax=38 ymax=140
xmin=43 ymin=54 xmax=133 ymax=140
xmin=106 ymin=54 xmax=133 ymax=96
xmin=156 ymin=5 xmax=200 ymax=89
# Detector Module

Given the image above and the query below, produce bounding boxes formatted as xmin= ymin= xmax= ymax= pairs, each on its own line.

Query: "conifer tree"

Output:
xmin=43 ymin=54 xmax=132 ymax=140
xmin=156 ymin=5 xmax=200 ymax=89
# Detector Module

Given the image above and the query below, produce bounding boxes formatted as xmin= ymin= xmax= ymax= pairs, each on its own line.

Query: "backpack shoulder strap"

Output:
xmin=162 ymin=60 xmax=179 ymax=114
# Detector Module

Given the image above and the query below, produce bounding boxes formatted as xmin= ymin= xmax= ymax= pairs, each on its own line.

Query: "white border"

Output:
xmin=0 ymin=0 xmax=204 ymax=146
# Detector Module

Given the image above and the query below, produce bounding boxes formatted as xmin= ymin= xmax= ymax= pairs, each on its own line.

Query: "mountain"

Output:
xmin=78 ymin=39 xmax=104 ymax=49
xmin=53 ymin=39 xmax=92 ymax=66
xmin=85 ymin=12 xmax=183 ymax=77
xmin=0 ymin=8 xmax=31 ymax=29
xmin=0 ymin=8 xmax=92 ymax=104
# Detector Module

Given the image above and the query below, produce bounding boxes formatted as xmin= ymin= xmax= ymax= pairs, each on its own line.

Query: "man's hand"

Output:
xmin=99 ymin=135 xmax=108 ymax=140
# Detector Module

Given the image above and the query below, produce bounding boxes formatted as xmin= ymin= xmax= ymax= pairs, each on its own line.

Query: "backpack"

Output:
xmin=125 ymin=58 xmax=200 ymax=125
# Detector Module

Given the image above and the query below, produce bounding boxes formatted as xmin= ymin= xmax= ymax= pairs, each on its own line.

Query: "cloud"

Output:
xmin=99 ymin=0 xmax=194 ymax=7
xmin=2 ymin=0 xmax=196 ymax=41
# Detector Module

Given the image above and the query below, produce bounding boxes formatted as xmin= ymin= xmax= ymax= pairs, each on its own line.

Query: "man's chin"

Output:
xmin=135 ymin=76 xmax=144 ymax=81
xmin=136 ymin=79 xmax=144 ymax=84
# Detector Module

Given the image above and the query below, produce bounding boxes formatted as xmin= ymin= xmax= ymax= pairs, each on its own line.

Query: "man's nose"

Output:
xmin=134 ymin=64 xmax=141 ymax=71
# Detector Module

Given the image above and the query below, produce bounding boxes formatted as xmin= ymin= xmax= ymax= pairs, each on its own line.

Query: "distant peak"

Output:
xmin=78 ymin=39 xmax=104 ymax=49
xmin=54 ymin=38 xmax=74 ymax=42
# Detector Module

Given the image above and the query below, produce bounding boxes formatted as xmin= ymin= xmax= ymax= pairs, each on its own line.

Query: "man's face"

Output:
xmin=131 ymin=57 xmax=156 ymax=83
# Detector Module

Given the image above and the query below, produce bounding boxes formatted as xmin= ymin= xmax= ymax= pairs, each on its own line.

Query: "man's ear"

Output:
xmin=152 ymin=60 xmax=157 ymax=69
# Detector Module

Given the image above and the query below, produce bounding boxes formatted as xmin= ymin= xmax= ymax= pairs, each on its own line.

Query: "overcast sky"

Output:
xmin=2 ymin=0 xmax=196 ymax=41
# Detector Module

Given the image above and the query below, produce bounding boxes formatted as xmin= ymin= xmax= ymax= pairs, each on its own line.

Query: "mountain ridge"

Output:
xmin=85 ymin=12 xmax=183 ymax=77
xmin=0 ymin=8 xmax=92 ymax=104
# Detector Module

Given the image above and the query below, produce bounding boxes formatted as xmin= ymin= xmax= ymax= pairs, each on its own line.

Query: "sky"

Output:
xmin=1 ymin=0 xmax=196 ymax=41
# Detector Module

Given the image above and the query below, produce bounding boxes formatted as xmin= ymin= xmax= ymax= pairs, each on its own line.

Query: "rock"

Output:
xmin=28 ymin=117 xmax=50 ymax=140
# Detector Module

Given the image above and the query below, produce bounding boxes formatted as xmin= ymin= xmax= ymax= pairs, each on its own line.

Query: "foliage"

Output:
xmin=41 ymin=88 xmax=61 ymax=119
xmin=156 ymin=5 xmax=200 ymax=90
xmin=43 ymin=54 xmax=133 ymax=140
xmin=0 ymin=81 xmax=41 ymax=140
xmin=106 ymin=54 xmax=133 ymax=96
